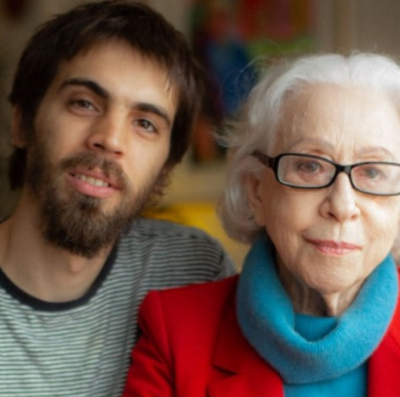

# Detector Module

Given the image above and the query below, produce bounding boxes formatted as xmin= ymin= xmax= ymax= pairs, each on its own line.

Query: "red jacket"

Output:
xmin=123 ymin=275 xmax=400 ymax=396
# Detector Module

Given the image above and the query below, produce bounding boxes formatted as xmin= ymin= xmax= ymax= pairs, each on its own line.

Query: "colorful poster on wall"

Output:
xmin=190 ymin=0 xmax=316 ymax=162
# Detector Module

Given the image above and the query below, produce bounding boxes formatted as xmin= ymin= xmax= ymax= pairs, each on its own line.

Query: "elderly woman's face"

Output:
xmin=248 ymin=84 xmax=400 ymax=313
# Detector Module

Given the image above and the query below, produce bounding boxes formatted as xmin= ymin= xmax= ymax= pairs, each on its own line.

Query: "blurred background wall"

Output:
xmin=1 ymin=0 xmax=400 ymax=267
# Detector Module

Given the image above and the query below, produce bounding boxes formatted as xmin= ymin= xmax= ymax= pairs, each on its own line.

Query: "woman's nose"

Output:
xmin=320 ymin=173 xmax=361 ymax=222
xmin=85 ymin=113 xmax=126 ymax=157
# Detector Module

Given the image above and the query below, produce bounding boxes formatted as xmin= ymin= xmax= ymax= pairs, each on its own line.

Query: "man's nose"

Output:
xmin=85 ymin=112 xmax=127 ymax=157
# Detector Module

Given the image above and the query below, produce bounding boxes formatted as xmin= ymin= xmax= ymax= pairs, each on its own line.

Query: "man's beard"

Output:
xmin=25 ymin=141 xmax=165 ymax=259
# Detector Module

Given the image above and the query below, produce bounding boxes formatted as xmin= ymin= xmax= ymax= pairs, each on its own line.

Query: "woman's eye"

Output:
xmin=360 ymin=167 xmax=384 ymax=180
xmin=297 ymin=161 xmax=322 ymax=173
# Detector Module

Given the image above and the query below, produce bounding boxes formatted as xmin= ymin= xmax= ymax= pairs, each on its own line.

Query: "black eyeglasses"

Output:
xmin=252 ymin=151 xmax=400 ymax=196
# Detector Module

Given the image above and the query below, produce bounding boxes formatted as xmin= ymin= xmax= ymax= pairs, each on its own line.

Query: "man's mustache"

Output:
xmin=60 ymin=152 xmax=127 ymax=189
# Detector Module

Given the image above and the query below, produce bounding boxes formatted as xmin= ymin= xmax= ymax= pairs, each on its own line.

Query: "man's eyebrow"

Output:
xmin=61 ymin=77 xmax=110 ymax=99
xmin=60 ymin=78 xmax=173 ymax=128
xmin=134 ymin=103 xmax=172 ymax=129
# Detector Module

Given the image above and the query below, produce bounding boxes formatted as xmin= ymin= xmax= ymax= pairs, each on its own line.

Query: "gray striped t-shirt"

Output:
xmin=0 ymin=217 xmax=235 ymax=396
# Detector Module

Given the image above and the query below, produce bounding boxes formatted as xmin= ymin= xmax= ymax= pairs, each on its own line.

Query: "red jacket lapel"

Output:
xmin=368 ymin=273 xmax=400 ymax=397
xmin=208 ymin=289 xmax=284 ymax=397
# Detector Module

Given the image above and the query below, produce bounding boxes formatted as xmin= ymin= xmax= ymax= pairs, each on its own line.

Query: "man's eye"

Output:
xmin=68 ymin=97 xmax=97 ymax=112
xmin=136 ymin=119 xmax=156 ymax=132
xmin=72 ymin=99 xmax=94 ymax=109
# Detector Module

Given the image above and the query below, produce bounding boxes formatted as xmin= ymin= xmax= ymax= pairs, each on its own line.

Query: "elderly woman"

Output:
xmin=123 ymin=53 xmax=400 ymax=397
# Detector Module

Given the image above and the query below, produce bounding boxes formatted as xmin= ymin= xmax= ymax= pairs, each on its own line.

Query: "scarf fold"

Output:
xmin=237 ymin=235 xmax=398 ymax=384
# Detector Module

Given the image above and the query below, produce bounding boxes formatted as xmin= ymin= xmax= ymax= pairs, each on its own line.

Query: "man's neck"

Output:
xmin=0 ymin=194 xmax=114 ymax=303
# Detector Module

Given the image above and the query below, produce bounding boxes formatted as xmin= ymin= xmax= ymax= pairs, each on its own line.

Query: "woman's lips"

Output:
xmin=306 ymin=238 xmax=361 ymax=255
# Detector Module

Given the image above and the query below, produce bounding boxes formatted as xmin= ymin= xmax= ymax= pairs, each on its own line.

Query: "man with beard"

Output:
xmin=0 ymin=1 xmax=235 ymax=396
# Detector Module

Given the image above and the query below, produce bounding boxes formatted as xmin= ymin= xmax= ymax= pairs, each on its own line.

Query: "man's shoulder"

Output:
xmin=115 ymin=217 xmax=236 ymax=281
xmin=120 ymin=217 xmax=228 ymax=255
xmin=125 ymin=217 xmax=218 ymax=241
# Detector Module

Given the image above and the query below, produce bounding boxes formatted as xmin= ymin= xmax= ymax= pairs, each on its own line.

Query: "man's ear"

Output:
xmin=246 ymin=174 xmax=266 ymax=227
xmin=11 ymin=107 xmax=28 ymax=148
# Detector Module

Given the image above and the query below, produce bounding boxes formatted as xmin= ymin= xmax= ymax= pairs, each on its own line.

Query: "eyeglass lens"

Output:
xmin=277 ymin=154 xmax=400 ymax=195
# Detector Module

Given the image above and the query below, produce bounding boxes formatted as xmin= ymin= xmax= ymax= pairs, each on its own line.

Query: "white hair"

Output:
xmin=218 ymin=52 xmax=400 ymax=244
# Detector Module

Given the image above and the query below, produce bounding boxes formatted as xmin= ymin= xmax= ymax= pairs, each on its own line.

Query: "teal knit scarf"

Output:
xmin=237 ymin=235 xmax=398 ymax=384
